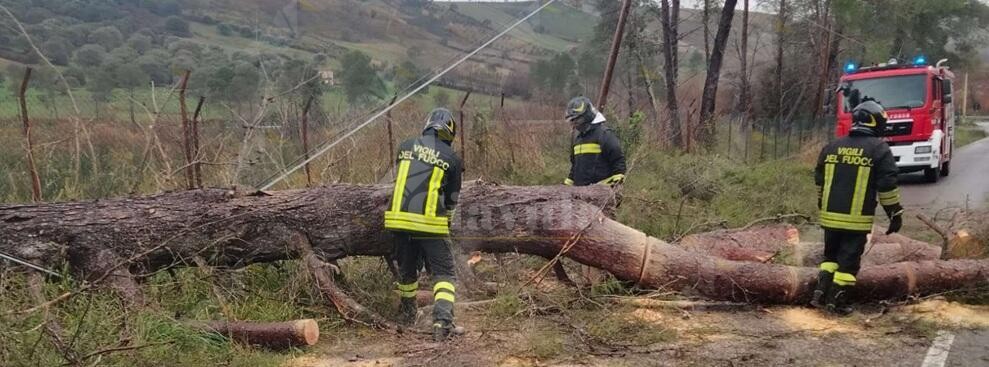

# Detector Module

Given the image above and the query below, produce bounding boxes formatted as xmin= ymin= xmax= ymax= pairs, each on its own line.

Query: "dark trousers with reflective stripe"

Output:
xmin=823 ymin=229 xmax=867 ymax=275
xmin=393 ymin=232 xmax=456 ymax=323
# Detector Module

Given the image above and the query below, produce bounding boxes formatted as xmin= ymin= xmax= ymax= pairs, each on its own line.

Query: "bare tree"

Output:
xmin=659 ymin=0 xmax=682 ymax=148
xmin=698 ymin=0 xmax=738 ymax=146
xmin=776 ymin=0 xmax=787 ymax=127
xmin=736 ymin=0 xmax=751 ymax=116
xmin=811 ymin=0 xmax=838 ymax=119
xmin=703 ymin=0 xmax=710 ymax=64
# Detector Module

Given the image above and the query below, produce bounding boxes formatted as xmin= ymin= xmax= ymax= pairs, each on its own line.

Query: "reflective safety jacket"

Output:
xmin=565 ymin=123 xmax=627 ymax=186
xmin=815 ymin=134 xmax=900 ymax=233
xmin=384 ymin=134 xmax=463 ymax=236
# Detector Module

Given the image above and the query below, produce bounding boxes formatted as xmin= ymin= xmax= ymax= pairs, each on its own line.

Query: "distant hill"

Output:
xmin=0 ymin=0 xmax=783 ymax=99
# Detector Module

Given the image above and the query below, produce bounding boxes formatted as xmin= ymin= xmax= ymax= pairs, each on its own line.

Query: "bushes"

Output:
xmin=617 ymin=151 xmax=818 ymax=240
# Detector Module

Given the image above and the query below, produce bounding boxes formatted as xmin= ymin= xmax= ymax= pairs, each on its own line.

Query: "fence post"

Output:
xmin=301 ymin=95 xmax=315 ymax=187
xmin=178 ymin=70 xmax=194 ymax=190
xmin=385 ymin=94 xmax=398 ymax=169
xmin=760 ymin=119 xmax=767 ymax=161
xmin=773 ymin=118 xmax=780 ymax=159
xmin=459 ymin=91 xmax=472 ymax=167
xmin=727 ymin=117 xmax=733 ymax=157
xmin=785 ymin=119 xmax=791 ymax=157
xmin=192 ymin=96 xmax=205 ymax=188
xmin=743 ymin=118 xmax=750 ymax=163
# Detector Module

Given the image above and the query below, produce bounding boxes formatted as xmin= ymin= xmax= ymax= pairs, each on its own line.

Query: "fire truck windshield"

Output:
xmin=844 ymin=74 xmax=927 ymax=111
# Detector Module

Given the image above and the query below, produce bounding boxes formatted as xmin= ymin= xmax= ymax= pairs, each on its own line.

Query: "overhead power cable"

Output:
xmin=258 ymin=0 xmax=558 ymax=190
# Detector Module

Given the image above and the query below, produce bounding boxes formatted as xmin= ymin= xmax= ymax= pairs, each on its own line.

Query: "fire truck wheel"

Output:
xmin=924 ymin=167 xmax=941 ymax=183
xmin=940 ymin=161 xmax=950 ymax=177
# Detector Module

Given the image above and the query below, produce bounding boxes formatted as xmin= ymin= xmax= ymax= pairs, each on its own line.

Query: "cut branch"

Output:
xmin=187 ymin=319 xmax=319 ymax=349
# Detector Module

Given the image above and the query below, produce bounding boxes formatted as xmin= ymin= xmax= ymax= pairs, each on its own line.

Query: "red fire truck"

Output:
xmin=836 ymin=56 xmax=956 ymax=183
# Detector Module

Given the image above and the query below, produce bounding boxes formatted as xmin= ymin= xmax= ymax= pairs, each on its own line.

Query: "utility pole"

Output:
xmin=596 ymin=0 xmax=633 ymax=110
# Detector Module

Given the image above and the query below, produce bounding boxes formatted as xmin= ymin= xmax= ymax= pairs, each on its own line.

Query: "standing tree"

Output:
xmin=658 ymin=0 xmax=681 ymax=148
xmin=126 ymin=33 xmax=153 ymax=55
xmin=698 ymin=0 xmax=738 ymax=146
xmin=775 ymin=0 xmax=786 ymax=129
xmin=736 ymin=0 xmax=751 ymax=117
xmin=164 ymin=16 xmax=191 ymax=37
xmin=88 ymin=26 xmax=124 ymax=50
xmin=41 ymin=37 xmax=71 ymax=66
xmin=339 ymin=50 xmax=385 ymax=104
xmin=116 ymin=62 xmax=150 ymax=127
xmin=72 ymin=44 xmax=107 ymax=68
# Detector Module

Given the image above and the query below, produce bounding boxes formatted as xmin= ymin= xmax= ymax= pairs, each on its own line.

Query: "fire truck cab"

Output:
xmin=836 ymin=57 xmax=955 ymax=183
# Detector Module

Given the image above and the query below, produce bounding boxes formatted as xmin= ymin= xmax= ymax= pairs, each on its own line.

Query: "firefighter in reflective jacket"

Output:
xmin=563 ymin=96 xmax=627 ymax=187
xmin=384 ymin=108 xmax=463 ymax=341
xmin=811 ymin=99 xmax=903 ymax=315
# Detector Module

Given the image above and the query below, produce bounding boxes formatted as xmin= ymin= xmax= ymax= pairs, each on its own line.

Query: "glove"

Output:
xmin=598 ymin=174 xmax=626 ymax=186
xmin=883 ymin=203 xmax=904 ymax=235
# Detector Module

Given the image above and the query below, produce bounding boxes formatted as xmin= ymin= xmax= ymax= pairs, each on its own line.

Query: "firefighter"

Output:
xmin=810 ymin=98 xmax=903 ymax=315
xmin=563 ymin=96 xmax=627 ymax=187
xmin=384 ymin=108 xmax=463 ymax=341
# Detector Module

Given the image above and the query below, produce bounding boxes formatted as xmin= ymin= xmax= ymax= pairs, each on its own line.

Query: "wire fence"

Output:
xmin=713 ymin=115 xmax=837 ymax=163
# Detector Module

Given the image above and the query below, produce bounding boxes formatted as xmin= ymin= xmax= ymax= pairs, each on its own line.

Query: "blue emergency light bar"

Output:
xmin=913 ymin=55 xmax=927 ymax=65
xmin=844 ymin=62 xmax=857 ymax=73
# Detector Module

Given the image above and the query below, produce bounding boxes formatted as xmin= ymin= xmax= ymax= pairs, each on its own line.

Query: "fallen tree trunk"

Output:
xmin=1 ymin=182 xmax=986 ymax=304
xmin=680 ymin=225 xmax=942 ymax=266
xmin=187 ymin=319 xmax=319 ymax=349
xmin=678 ymin=225 xmax=801 ymax=262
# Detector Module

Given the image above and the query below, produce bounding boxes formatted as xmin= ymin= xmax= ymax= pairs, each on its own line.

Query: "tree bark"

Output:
xmin=188 ymin=319 xmax=319 ymax=349
xmin=1 ymin=183 xmax=986 ymax=304
xmin=699 ymin=0 xmax=738 ymax=146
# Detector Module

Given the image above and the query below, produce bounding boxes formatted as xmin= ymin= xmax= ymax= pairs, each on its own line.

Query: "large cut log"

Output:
xmin=1 ymin=182 xmax=986 ymax=304
xmin=680 ymin=225 xmax=942 ymax=266
xmin=188 ymin=319 xmax=319 ymax=349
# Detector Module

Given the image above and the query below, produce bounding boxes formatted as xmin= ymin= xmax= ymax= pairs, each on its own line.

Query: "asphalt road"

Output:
xmin=945 ymin=329 xmax=989 ymax=367
xmin=900 ymin=122 xmax=989 ymax=366
xmin=900 ymin=122 xmax=989 ymax=211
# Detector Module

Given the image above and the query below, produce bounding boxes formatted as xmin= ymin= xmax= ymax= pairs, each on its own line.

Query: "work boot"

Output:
xmin=432 ymin=320 xmax=452 ymax=342
xmin=825 ymin=284 xmax=855 ymax=316
xmin=399 ymin=298 xmax=417 ymax=326
xmin=809 ymin=270 xmax=833 ymax=310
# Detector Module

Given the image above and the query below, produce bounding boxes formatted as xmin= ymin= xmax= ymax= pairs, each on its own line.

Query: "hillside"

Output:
xmin=0 ymin=0 xmax=785 ymax=101
xmin=0 ymin=0 xmax=595 ymax=96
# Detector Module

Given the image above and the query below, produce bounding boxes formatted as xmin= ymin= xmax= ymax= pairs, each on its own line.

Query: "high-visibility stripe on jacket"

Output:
xmin=567 ymin=123 xmax=627 ymax=186
xmin=384 ymin=134 xmax=463 ymax=235
xmin=815 ymin=134 xmax=899 ymax=233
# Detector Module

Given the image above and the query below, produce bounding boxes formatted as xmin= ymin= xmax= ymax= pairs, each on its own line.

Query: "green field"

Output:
xmin=455 ymin=2 xmax=591 ymax=53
